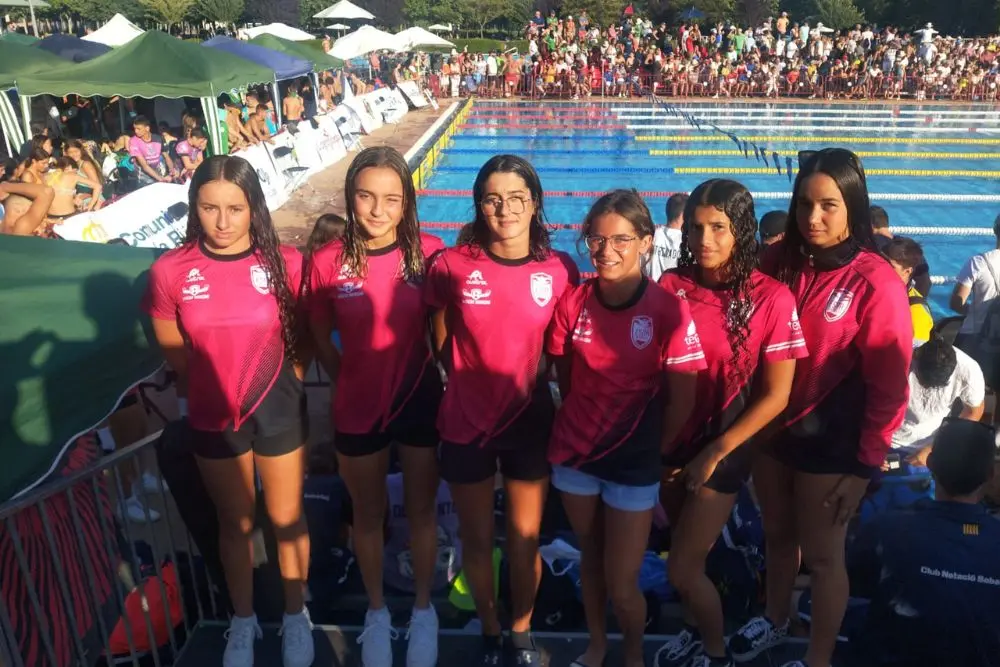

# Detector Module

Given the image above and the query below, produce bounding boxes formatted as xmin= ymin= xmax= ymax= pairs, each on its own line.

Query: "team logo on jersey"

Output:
xmin=789 ymin=308 xmax=802 ymax=332
xmin=684 ymin=319 xmax=701 ymax=347
xmin=186 ymin=268 xmax=204 ymax=283
xmin=675 ymin=288 xmax=687 ymax=300
xmin=337 ymin=281 xmax=364 ymax=298
xmin=466 ymin=270 xmax=488 ymax=286
xmin=462 ymin=287 xmax=492 ymax=305
xmin=824 ymin=289 xmax=854 ymax=323
xmin=530 ymin=273 xmax=553 ymax=307
xmin=250 ymin=265 xmax=271 ymax=295
xmin=573 ymin=308 xmax=594 ymax=343
xmin=631 ymin=315 xmax=654 ymax=350
xmin=337 ymin=264 xmax=356 ymax=280
xmin=182 ymin=284 xmax=210 ymax=301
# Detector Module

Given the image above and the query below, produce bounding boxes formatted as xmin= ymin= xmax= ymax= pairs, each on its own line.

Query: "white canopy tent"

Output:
xmin=329 ymin=25 xmax=401 ymax=60
xmin=326 ymin=23 xmax=350 ymax=30
xmin=81 ymin=13 xmax=143 ymax=47
xmin=314 ymin=0 xmax=375 ymax=20
xmin=427 ymin=24 xmax=453 ymax=33
xmin=243 ymin=22 xmax=315 ymax=41
xmin=395 ymin=27 xmax=455 ymax=51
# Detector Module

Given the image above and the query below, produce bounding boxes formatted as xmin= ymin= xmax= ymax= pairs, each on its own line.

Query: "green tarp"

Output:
xmin=0 ymin=235 xmax=164 ymax=502
xmin=0 ymin=31 xmax=39 ymax=46
xmin=0 ymin=40 xmax=67 ymax=90
xmin=250 ymin=34 xmax=344 ymax=71
xmin=15 ymin=29 xmax=274 ymax=98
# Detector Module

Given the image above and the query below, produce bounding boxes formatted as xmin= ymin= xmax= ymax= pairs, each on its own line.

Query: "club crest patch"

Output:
xmin=530 ymin=272 xmax=553 ymax=307
xmin=631 ymin=315 xmax=653 ymax=350
xmin=824 ymin=289 xmax=854 ymax=323
xmin=250 ymin=265 xmax=271 ymax=295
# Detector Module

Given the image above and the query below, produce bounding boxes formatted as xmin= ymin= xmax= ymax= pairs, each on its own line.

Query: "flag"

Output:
xmin=0 ymin=235 xmax=164 ymax=502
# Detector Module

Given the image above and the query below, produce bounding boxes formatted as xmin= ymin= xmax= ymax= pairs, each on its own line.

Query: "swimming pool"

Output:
xmin=416 ymin=100 xmax=1000 ymax=316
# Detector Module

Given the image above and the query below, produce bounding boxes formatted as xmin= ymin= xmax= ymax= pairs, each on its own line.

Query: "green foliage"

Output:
xmin=195 ymin=0 xmax=244 ymax=24
xmin=138 ymin=0 xmax=196 ymax=26
xmin=404 ymin=0 xmax=463 ymax=26
xmin=559 ymin=0 xmax=621 ymax=28
xmin=451 ymin=36 xmax=529 ymax=50
xmin=812 ymin=0 xmax=865 ymax=29
xmin=739 ymin=0 xmax=778 ymax=25
xmin=668 ymin=0 xmax=737 ymax=24
xmin=459 ymin=0 xmax=511 ymax=36
xmin=41 ymin=0 xmax=143 ymax=21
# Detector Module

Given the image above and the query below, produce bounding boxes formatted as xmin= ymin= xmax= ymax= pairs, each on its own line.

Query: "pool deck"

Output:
xmin=271 ymin=105 xmax=449 ymax=245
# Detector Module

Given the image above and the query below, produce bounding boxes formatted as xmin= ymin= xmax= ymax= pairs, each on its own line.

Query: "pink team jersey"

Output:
xmin=658 ymin=268 xmax=808 ymax=460
xmin=547 ymin=278 xmax=707 ymax=481
xmin=423 ymin=244 xmax=579 ymax=445
xmin=309 ymin=233 xmax=444 ymax=434
xmin=145 ymin=242 xmax=303 ymax=432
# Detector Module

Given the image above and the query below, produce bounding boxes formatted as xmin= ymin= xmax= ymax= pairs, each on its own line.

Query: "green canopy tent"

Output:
xmin=0 ymin=234 xmax=164 ymax=502
xmin=0 ymin=40 xmax=66 ymax=157
xmin=250 ymin=34 xmax=343 ymax=111
xmin=15 ymin=30 xmax=274 ymax=156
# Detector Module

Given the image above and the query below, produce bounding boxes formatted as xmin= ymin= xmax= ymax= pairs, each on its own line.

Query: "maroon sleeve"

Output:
xmin=144 ymin=255 xmax=177 ymax=320
xmin=758 ymin=241 xmax=784 ymax=279
xmin=855 ymin=280 xmax=914 ymax=470
xmin=282 ymin=246 xmax=304 ymax=296
xmin=420 ymin=232 xmax=446 ymax=259
xmin=560 ymin=251 xmax=581 ymax=287
xmin=661 ymin=293 xmax=707 ymax=373
xmin=546 ymin=285 xmax=579 ymax=357
xmin=423 ymin=249 xmax=451 ymax=310
xmin=761 ymin=285 xmax=808 ymax=362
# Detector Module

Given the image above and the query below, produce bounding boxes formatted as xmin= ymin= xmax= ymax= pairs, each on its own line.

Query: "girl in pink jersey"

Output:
xmin=425 ymin=155 xmax=578 ymax=665
xmin=730 ymin=149 xmax=912 ymax=667
xmin=145 ymin=156 xmax=313 ymax=667
xmin=547 ymin=190 xmax=707 ymax=667
xmin=655 ymin=180 xmax=807 ymax=667
xmin=308 ymin=147 xmax=444 ymax=667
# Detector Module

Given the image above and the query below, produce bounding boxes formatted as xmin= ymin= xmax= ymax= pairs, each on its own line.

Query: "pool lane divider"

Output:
xmin=407 ymin=98 xmax=473 ymax=190
xmin=634 ymin=134 xmax=1000 ymax=145
xmin=434 ymin=165 xmax=1000 ymax=178
xmin=647 ymin=149 xmax=1000 ymax=159
xmin=417 ymin=189 xmax=1000 ymax=202
xmin=459 ymin=123 xmax=628 ymax=130
xmin=420 ymin=221 xmax=996 ymax=236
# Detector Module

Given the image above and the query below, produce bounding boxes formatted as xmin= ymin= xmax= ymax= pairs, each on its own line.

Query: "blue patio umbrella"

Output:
xmin=678 ymin=6 xmax=706 ymax=21
xmin=202 ymin=35 xmax=313 ymax=125
xmin=36 ymin=33 xmax=111 ymax=62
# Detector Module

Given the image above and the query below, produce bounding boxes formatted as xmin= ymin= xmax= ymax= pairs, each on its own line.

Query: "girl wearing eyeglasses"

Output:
xmin=729 ymin=149 xmax=912 ymax=667
xmin=547 ymin=190 xmax=707 ymax=667
xmin=424 ymin=155 xmax=578 ymax=665
xmin=654 ymin=180 xmax=807 ymax=667
xmin=309 ymin=147 xmax=445 ymax=667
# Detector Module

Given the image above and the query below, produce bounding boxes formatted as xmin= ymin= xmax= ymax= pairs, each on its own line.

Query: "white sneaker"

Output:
xmin=140 ymin=472 xmax=168 ymax=494
xmin=119 ymin=495 xmax=160 ymax=523
xmin=405 ymin=605 xmax=438 ymax=667
xmin=280 ymin=607 xmax=315 ymax=667
xmin=223 ymin=615 xmax=262 ymax=667
xmin=357 ymin=606 xmax=397 ymax=667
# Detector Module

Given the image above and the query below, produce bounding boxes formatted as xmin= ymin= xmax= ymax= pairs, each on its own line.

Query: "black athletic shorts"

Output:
xmin=334 ymin=362 xmax=443 ymax=458
xmin=191 ymin=361 xmax=307 ymax=459
xmin=439 ymin=384 xmax=554 ymax=485
xmin=662 ymin=443 xmax=753 ymax=495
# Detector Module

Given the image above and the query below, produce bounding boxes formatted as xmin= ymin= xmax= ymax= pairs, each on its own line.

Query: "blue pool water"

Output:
xmin=416 ymin=101 xmax=1000 ymax=316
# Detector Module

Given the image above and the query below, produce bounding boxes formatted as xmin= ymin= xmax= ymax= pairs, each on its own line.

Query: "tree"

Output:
xmin=813 ymin=0 xmax=864 ymax=29
xmin=739 ymin=0 xmax=778 ymax=25
xmin=245 ymin=0 xmax=299 ymax=24
xmin=138 ymin=0 xmax=196 ymax=29
xmin=667 ymin=0 xmax=736 ymax=24
xmin=196 ymin=0 xmax=244 ymax=24
xmin=559 ymin=0 xmax=622 ymax=28
xmin=458 ymin=0 xmax=508 ymax=36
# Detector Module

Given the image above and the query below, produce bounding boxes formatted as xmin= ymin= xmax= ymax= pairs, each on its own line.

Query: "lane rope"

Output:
xmin=626 ymin=123 xmax=996 ymax=134
xmin=421 ymin=221 xmax=996 ymax=237
xmin=433 ymin=165 xmax=1000 ymax=178
xmin=418 ymin=189 xmax=1000 ymax=202
xmin=648 ymin=149 xmax=999 ymax=159
xmin=634 ymin=135 xmax=1000 ymax=145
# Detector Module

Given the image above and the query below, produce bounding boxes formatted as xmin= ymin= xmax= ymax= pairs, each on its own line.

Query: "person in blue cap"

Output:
xmin=848 ymin=417 xmax=1000 ymax=667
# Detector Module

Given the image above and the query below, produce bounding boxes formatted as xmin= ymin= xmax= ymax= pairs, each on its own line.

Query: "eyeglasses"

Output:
xmin=585 ymin=234 xmax=638 ymax=252
xmin=481 ymin=195 xmax=531 ymax=215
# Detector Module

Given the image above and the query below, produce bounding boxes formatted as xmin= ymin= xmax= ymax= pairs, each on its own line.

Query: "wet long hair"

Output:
xmin=579 ymin=189 xmax=656 ymax=265
xmin=778 ymin=148 xmax=876 ymax=284
xmin=467 ymin=155 xmax=552 ymax=261
xmin=679 ymin=179 xmax=759 ymax=380
xmin=341 ymin=146 xmax=424 ymax=281
xmin=185 ymin=156 xmax=299 ymax=361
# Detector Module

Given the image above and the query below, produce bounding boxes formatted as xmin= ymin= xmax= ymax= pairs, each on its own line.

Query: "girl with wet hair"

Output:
xmin=655 ymin=180 xmax=807 ymax=667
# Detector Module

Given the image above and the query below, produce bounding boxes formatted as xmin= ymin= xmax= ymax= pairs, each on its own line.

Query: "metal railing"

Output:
xmin=0 ymin=431 xmax=221 ymax=667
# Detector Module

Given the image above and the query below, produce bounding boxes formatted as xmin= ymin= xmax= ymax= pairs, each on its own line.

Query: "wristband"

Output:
xmin=178 ymin=397 xmax=189 ymax=418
